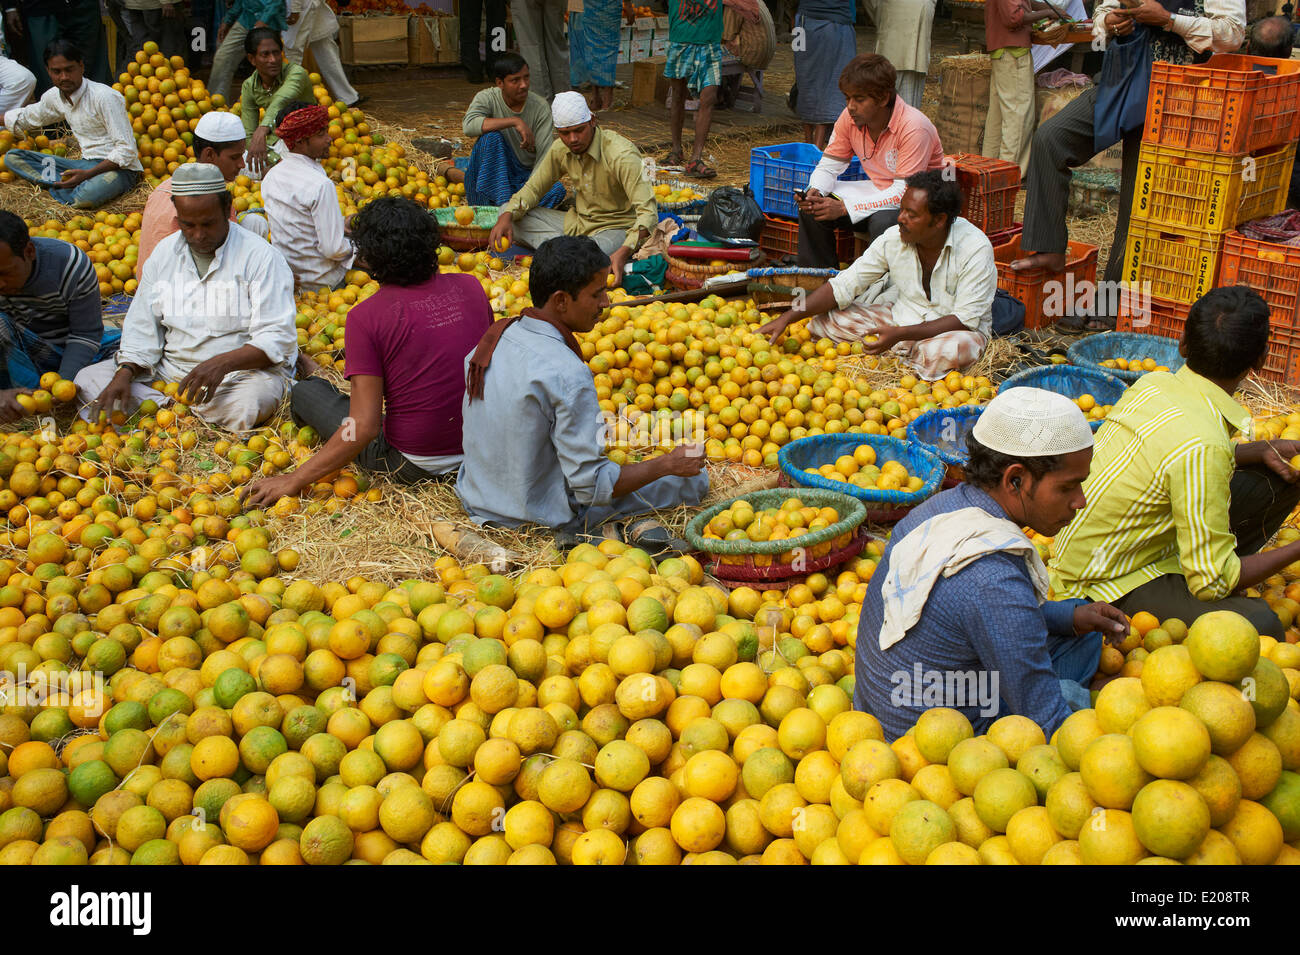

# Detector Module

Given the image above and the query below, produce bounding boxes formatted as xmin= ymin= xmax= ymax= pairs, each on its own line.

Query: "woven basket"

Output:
xmin=779 ymin=433 xmax=945 ymax=523
xmin=722 ymin=2 xmax=776 ymax=70
xmin=705 ymin=529 xmax=871 ymax=587
xmin=432 ymin=205 xmax=500 ymax=251
xmin=742 ymin=267 xmax=836 ymax=305
xmin=905 ymin=404 xmax=986 ymax=468
xmin=1067 ymin=331 xmax=1185 ymax=384
xmin=1000 ymin=364 xmax=1128 ymax=431
xmin=665 ymin=255 xmax=751 ymax=290
xmin=684 ymin=488 xmax=866 ymax=582
xmin=1031 ymin=21 xmax=1069 ymax=45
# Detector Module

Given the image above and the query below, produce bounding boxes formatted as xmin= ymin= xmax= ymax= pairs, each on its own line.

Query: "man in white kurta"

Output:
xmin=868 ymin=0 xmax=935 ymax=109
xmin=760 ymin=170 xmax=995 ymax=380
xmin=75 ymin=164 xmax=297 ymax=433
xmin=260 ymin=102 xmax=355 ymax=290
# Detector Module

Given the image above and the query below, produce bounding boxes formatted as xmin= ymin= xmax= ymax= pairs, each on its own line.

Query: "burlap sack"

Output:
xmin=936 ymin=54 xmax=991 ymax=155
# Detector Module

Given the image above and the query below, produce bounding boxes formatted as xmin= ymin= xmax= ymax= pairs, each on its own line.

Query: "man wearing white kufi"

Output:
xmin=489 ymin=90 xmax=658 ymax=280
xmin=136 ymin=110 xmax=269 ymax=278
xmin=854 ymin=387 xmax=1130 ymax=740
xmin=75 ymin=163 xmax=298 ymax=434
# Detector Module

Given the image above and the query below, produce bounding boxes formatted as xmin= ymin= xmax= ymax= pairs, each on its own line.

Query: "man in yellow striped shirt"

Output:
xmin=1051 ymin=287 xmax=1300 ymax=638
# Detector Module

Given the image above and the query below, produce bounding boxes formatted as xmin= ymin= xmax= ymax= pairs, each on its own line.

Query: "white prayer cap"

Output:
xmin=972 ymin=386 xmax=1094 ymax=457
xmin=170 ymin=162 xmax=228 ymax=196
xmin=551 ymin=90 xmax=593 ymax=129
xmin=193 ymin=110 xmax=246 ymax=143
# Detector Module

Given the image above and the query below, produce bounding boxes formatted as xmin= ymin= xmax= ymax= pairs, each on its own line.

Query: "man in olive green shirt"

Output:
xmin=489 ymin=91 xmax=658 ymax=279
xmin=239 ymin=28 xmax=315 ymax=178
xmin=1050 ymin=287 xmax=1300 ymax=638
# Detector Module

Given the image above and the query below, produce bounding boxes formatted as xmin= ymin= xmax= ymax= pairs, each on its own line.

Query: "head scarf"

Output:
xmin=276 ymin=104 xmax=330 ymax=150
xmin=466 ymin=308 xmax=583 ymax=402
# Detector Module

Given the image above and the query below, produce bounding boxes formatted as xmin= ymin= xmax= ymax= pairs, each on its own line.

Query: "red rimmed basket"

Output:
xmin=685 ymin=488 xmax=867 ymax=587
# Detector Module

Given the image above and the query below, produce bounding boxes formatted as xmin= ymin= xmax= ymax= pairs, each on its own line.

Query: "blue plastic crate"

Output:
xmin=1000 ymin=364 xmax=1128 ymax=432
xmin=749 ymin=143 xmax=866 ymax=219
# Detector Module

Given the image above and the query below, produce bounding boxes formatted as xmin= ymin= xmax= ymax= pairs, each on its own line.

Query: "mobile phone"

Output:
xmin=794 ymin=188 xmax=808 ymax=201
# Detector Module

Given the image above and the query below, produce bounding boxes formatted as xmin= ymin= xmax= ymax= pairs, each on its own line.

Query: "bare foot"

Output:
xmin=1010 ymin=251 xmax=1067 ymax=272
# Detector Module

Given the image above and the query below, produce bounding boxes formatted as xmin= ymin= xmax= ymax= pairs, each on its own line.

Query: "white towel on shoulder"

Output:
xmin=879 ymin=506 xmax=1050 ymax=651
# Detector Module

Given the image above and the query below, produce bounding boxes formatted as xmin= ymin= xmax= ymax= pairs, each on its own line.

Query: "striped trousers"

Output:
xmin=1021 ymin=84 xmax=1143 ymax=289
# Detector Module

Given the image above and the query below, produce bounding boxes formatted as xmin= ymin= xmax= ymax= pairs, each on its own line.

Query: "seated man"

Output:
xmin=457 ymin=51 xmax=565 ymax=209
xmin=261 ymin=101 xmax=355 ymax=291
xmin=856 ymin=388 xmax=1129 ymax=740
xmin=0 ymin=39 xmax=142 ymax=209
xmin=243 ymin=197 xmax=493 ymax=506
xmin=136 ymin=110 xmax=269 ymax=278
xmin=1052 ymin=286 xmax=1300 ymax=639
xmin=238 ymin=27 xmax=314 ymax=179
xmin=488 ymin=91 xmax=658 ymax=279
xmin=797 ymin=53 xmax=945 ymax=269
xmin=760 ymin=170 xmax=995 ymax=381
xmin=75 ymin=164 xmax=298 ymax=433
xmin=0 ymin=210 xmax=117 ymax=405
xmin=457 ymin=235 xmax=708 ymax=548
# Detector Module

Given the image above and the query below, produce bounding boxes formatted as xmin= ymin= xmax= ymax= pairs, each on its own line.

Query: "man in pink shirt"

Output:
xmin=797 ymin=53 xmax=945 ymax=269
xmin=135 ymin=111 xmax=268 ymax=278
xmin=242 ymin=196 xmax=493 ymax=506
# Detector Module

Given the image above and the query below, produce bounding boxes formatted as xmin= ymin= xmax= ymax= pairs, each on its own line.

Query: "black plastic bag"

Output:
xmin=696 ymin=186 xmax=763 ymax=245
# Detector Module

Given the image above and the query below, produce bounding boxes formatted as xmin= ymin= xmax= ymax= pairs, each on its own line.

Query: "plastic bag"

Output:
xmin=696 ymin=186 xmax=763 ymax=245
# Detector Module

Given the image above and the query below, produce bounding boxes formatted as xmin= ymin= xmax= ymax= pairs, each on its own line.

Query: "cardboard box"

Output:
xmin=620 ymin=25 xmax=633 ymax=42
xmin=651 ymin=36 xmax=666 ymax=57
xmin=408 ymin=15 xmax=460 ymax=65
xmin=654 ymin=15 xmax=669 ymax=30
xmin=340 ymin=15 xmax=410 ymax=66
xmin=619 ymin=38 xmax=631 ymax=63
xmin=631 ymin=37 xmax=651 ymax=60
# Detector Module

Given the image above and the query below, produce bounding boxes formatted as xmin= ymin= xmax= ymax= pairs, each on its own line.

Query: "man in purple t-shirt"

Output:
xmin=243 ymin=196 xmax=493 ymax=506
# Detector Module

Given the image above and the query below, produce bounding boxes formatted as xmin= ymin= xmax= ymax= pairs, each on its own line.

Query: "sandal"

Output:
xmin=1056 ymin=314 xmax=1115 ymax=333
xmin=622 ymin=518 xmax=690 ymax=558
xmin=664 ymin=150 xmax=685 ymax=166
xmin=683 ymin=159 xmax=718 ymax=180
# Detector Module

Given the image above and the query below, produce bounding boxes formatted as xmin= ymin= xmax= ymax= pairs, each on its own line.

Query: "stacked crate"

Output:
xmin=1118 ymin=53 xmax=1300 ymax=360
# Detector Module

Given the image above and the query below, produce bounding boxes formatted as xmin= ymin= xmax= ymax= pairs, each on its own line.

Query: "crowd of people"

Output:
xmin=3 ymin=3 xmax=1300 ymax=739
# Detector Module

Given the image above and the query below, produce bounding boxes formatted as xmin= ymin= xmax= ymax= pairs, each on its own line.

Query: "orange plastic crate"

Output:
xmin=1116 ymin=288 xmax=1300 ymax=386
xmin=1115 ymin=289 xmax=1190 ymax=336
xmin=1144 ymin=54 xmax=1300 ymax=154
xmin=1122 ymin=222 xmax=1225 ymax=306
xmin=1131 ymin=142 xmax=1296 ymax=234
xmin=758 ymin=214 xmax=858 ymax=265
xmin=1218 ymin=230 xmax=1300 ymax=327
xmin=993 ymin=235 xmax=1099 ymax=330
xmin=946 ymin=153 xmax=1021 ymax=235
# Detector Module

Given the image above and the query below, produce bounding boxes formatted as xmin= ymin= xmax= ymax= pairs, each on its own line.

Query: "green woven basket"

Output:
xmin=431 ymin=205 xmax=501 ymax=250
xmin=685 ymin=488 xmax=866 ymax=557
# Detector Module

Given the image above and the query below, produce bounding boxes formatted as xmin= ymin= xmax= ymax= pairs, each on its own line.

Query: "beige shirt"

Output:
xmin=868 ymin=0 xmax=936 ymax=73
xmin=502 ymin=126 xmax=659 ymax=250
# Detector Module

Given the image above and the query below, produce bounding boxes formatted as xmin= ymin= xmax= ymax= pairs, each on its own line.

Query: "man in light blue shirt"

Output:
xmin=457 ymin=235 xmax=709 ymax=547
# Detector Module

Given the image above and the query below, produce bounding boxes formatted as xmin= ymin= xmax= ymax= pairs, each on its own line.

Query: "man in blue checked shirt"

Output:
xmin=855 ymin=388 xmax=1131 ymax=740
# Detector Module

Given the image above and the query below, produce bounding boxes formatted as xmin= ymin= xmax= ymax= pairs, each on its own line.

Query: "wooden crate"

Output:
xmin=408 ymin=15 xmax=460 ymax=66
xmin=340 ymin=15 xmax=411 ymax=66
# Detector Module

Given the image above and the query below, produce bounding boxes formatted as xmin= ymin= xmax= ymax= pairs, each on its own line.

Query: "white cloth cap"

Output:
xmin=170 ymin=162 xmax=228 ymax=196
xmin=972 ymin=386 xmax=1094 ymax=457
xmin=193 ymin=110 xmax=246 ymax=144
xmin=551 ymin=90 xmax=593 ymax=129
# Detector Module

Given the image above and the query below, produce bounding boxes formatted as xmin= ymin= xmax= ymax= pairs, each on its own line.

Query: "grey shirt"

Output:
xmin=462 ymin=88 xmax=554 ymax=169
xmin=455 ymin=317 xmax=620 ymax=529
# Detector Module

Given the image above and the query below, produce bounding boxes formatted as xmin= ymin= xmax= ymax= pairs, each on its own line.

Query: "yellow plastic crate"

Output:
xmin=1123 ymin=222 xmax=1225 ymax=306
xmin=1131 ymin=141 xmax=1296 ymax=234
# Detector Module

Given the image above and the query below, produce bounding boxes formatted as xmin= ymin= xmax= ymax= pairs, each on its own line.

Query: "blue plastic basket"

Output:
xmin=749 ymin=143 xmax=866 ymax=219
xmin=905 ymin=404 xmax=986 ymax=467
xmin=778 ymin=433 xmax=945 ymax=508
xmin=1067 ymin=331 xmax=1184 ymax=384
xmin=1000 ymin=364 xmax=1128 ymax=432
xmin=103 ymin=293 xmax=132 ymax=327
